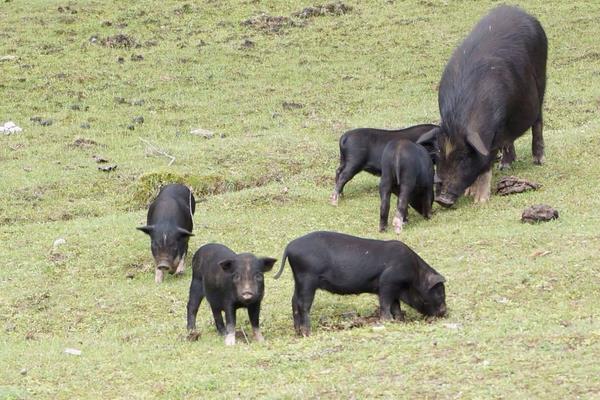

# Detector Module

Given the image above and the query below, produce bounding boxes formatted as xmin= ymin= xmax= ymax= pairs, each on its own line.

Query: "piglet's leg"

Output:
xmin=175 ymin=254 xmax=186 ymax=276
xmin=224 ymin=307 xmax=237 ymax=346
xmin=391 ymin=301 xmax=405 ymax=321
xmin=154 ymin=268 xmax=164 ymax=284
xmin=473 ymin=169 xmax=492 ymax=203
xmin=248 ymin=303 xmax=264 ymax=343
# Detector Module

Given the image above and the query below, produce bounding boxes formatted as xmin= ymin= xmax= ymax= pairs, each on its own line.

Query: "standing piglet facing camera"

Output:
xmin=137 ymin=184 xmax=195 ymax=283
xmin=186 ymin=243 xmax=277 ymax=346
xmin=379 ymin=139 xmax=434 ymax=233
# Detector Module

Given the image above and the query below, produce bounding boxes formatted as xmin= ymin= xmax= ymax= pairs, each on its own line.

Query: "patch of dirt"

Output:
xmin=521 ymin=204 xmax=559 ymax=224
xmin=71 ymin=137 xmax=99 ymax=148
xmin=100 ymin=34 xmax=138 ymax=48
xmin=282 ymin=101 xmax=304 ymax=110
xmin=293 ymin=2 xmax=352 ymax=18
xmin=314 ymin=174 xmax=334 ymax=188
xmin=496 ymin=176 xmax=541 ymax=196
xmin=318 ymin=308 xmax=381 ymax=331
xmin=242 ymin=13 xmax=300 ymax=33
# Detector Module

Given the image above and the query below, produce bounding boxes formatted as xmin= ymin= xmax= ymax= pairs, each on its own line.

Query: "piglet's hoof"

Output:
xmin=187 ymin=331 xmax=200 ymax=342
xmin=329 ymin=193 xmax=339 ymax=206
xmin=392 ymin=216 xmax=404 ymax=234
xmin=224 ymin=333 xmax=236 ymax=346
xmin=254 ymin=330 xmax=265 ymax=343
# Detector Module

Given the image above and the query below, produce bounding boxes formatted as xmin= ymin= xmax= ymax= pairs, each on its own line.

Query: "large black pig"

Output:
xmin=330 ymin=124 xmax=439 ymax=205
xmin=186 ymin=243 xmax=277 ymax=346
xmin=435 ymin=6 xmax=547 ymax=207
xmin=379 ymin=139 xmax=434 ymax=233
xmin=137 ymin=184 xmax=195 ymax=283
xmin=274 ymin=231 xmax=447 ymax=337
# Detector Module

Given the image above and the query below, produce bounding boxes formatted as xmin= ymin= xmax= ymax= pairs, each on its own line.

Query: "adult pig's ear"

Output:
xmin=136 ymin=225 xmax=154 ymax=235
xmin=176 ymin=227 xmax=194 ymax=237
xmin=260 ymin=257 xmax=277 ymax=272
xmin=466 ymin=130 xmax=489 ymax=156
xmin=426 ymin=274 xmax=446 ymax=291
xmin=219 ymin=259 xmax=234 ymax=272
xmin=416 ymin=126 xmax=440 ymax=147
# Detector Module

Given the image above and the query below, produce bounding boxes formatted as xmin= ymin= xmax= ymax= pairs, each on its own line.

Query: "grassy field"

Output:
xmin=1 ymin=0 xmax=599 ymax=398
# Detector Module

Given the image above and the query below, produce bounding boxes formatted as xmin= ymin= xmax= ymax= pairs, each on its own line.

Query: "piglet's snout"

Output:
xmin=241 ymin=291 xmax=254 ymax=301
xmin=436 ymin=304 xmax=447 ymax=317
xmin=157 ymin=261 xmax=171 ymax=271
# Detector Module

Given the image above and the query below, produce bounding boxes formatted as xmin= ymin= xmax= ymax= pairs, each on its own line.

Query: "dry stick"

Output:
xmin=240 ymin=327 xmax=250 ymax=345
xmin=138 ymin=137 xmax=176 ymax=166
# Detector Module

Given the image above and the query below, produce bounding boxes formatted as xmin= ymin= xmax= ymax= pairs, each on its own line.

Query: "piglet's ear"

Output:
xmin=427 ymin=274 xmax=446 ymax=291
xmin=260 ymin=257 xmax=277 ymax=272
xmin=219 ymin=259 xmax=234 ymax=272
xmin=136 ymin=225 xmax=154 ymax=235
xmin=466 ymin=130 xmax=490 ymax=157
xmin=177 ymin=227 xmax=194 ymax=237
xmin=416 ymin=127 xmax=440 ymax=147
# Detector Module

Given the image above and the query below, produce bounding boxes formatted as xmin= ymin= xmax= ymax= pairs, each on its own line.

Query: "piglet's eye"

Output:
xmin=254 ymin=273 xmax=263 ymax=281
xmin=232 ymin=273 xmax=240 ymax=280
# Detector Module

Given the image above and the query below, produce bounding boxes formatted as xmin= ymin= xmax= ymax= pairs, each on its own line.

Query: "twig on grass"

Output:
xmin=240 ymin=327 xmax=250 ymax=345
xmin=138 ymin=137 xmax=176 ymax=166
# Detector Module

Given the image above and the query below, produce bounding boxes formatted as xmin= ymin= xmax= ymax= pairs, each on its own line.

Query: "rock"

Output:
xmin=0 ymin=121 xmax=23 ymax=134
xmin=522 ymin=204 xmax=559 ymax=224
xmin=92 ymin=155 xmax=109 ymax=163
xmin=132 ymin=116 xmax=144 ymax=124
xmin=64 ymin=348 xmax=82 ymax=356
xmin=53 ymin=238 xmax=66 ymax=249
xmin=0 ymin=55 xmax=19 ymax=62
xmin=190 ymin=128 xmax=214 ymax=139
xmin=240 ymin=39 xmax=255 ymax=49
xmin=127 ymin=124 xmax=135 ymax=130
xmin=131 ymin=99 xmax=145 ymax=106
xmin=444 ymin=323 xmax=461 ymax=330
xmin=131 ymin=54 xmax=144 ymax=61
xmin=98 ymin=165 xmax=117 ymax=172
xmin=496 ymin=176 xmax=541 ymax=196
xmin=70 ymin=104 xmax=81 ymax=111
xmin=40 ymin=119 xmax=53 ymax=126
xmin=20 ymin=368 xmax=27 ymax=376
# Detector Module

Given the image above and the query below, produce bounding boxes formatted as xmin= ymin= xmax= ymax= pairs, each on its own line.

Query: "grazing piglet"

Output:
xmin=274 ymin=231 xmax=447 ymax=337
xmin=379 ymin=139 xmax=434 ymax=233
xmin=330 ymin=124 xmax=438 ymax=205
xmin=137 ymin=184 xmax=195 ymax=283
xmin=187 ymin=243 xmax=277 ymax=346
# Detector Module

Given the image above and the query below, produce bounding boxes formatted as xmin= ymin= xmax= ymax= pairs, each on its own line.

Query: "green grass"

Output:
xmin=1 ymin=0 xmax=599 ymax=398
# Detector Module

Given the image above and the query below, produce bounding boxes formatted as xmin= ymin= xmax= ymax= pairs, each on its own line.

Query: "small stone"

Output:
xmin=80 ymin=122 xmax=91 ymax=129
xmin=444 ymin=323 xmax=461 ymax=330
xmin=190 ymin=128 xmax=214 ymax=139
xmin=131 ymin=54 xmax=144 ymax=61
xmin=64 ymin=348 xmax=82 ymax=356
xmin=117 ymin=56 xmax=125 ymax=64
xmin=240 ymin=39 xmax=255 ymax=49
xmin=70 ymin=104 xmax=81 ymax=111
xmin=132 ymin=116 xmax=144 ymax=124
xmin=53 ymin=238 xmax=66 ymax=249
xmin=114 ymin=97 xmax=127 ymax=104
xmin=98 ymin=165 xmax=117 ymax=172
xmin=40 ymin=119 xmax=53 ymax=126
xmin=126 ymin=272 xmax=135 ymax=279
xmin=0 ymin=55 xmax=18 ymax=62
xmin=131 ymin=99 xmax=145 ymax=106
xmin=127 ymin=124 xmax=135 ymax=130
xmin=20 ymin=368 xmax=27 ymax=376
